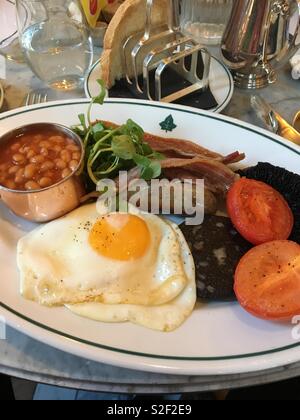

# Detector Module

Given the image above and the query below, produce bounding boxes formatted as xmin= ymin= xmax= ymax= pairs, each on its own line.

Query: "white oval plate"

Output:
xmin=85 ymin=57 xmax=234 ymax=114
xmin=0 ymin=99 xmax=299 ymax=376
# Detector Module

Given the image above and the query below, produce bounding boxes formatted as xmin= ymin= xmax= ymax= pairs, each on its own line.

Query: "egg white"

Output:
xmin=18 ymin=203 xmax=190 ymax=307
xmin=67 ymin=223 xmax=196 ymax=332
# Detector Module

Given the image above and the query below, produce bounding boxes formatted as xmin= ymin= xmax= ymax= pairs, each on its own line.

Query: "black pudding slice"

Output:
xmin=180 ymin=216 xmax=252 ymax=301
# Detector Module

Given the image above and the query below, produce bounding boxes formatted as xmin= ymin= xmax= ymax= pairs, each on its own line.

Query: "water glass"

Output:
xmin=181 ymin=0 xmax=233 ymax=46
xmin=16 ymin=0 xmax=94 ymax=90
xmin=0 ymin=0 xmax=24 ymax=62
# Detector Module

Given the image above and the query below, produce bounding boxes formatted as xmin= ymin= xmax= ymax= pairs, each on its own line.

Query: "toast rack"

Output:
xmin=122 ymin=0 xmax=211 ymax=103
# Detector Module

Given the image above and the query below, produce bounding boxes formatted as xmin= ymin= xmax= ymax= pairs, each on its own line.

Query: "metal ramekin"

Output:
xmin=0 ymin=123 xmax=86 ymax=222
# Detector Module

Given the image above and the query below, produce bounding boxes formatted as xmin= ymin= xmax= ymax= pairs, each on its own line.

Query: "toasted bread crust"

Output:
xmin=101 ymin=0 xmax=168 ymax=88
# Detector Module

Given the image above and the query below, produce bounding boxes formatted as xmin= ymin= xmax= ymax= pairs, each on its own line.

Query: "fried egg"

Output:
xmin=18 ymin=204 xmax=191 ymax=308
xmin=67 ymin=224 xmax=196 ymax=332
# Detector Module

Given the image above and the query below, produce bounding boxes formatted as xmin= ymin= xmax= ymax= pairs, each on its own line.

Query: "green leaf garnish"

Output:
xmin=150 ymin=151 xmax=165 ymax=161
xmin=123 ymin=119 xmax=144 ymax=143
xmin=141 ymin=161 xmax=162 ymax=180
xmin=140 ymin=166 xmax=153 ymax=181
xmin=74 ymin=79 xmax=164 ymax=187
xmin=134 ymin=155 xmax=161 ymax=180
xmin=133 ymin=154 xmax=150 ymax=167
xmin=140 ymin=161 xmax=161 ymax=181
xmin=148 ymin=160 xmax=162 ymax=179
xmin=93 ymin=79 xmax=106 ymax=105
xmin=78 ymin=113 xmax=87 ymax=131
xmin=92 ymin=122 xmax=106 ymax=141
xmin=112 ymin=135 xmax=136 ymax=160
xmin=92 ymin=122 xmax=105 ymax=134
xmin=141 ymin=143 xmax=153 ymax=156
xmin=87 ymin=80 xmax=107 ymax=126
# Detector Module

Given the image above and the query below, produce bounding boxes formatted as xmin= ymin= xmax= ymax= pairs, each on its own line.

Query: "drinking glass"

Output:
xmin=0 ymin=0 xmax=24 ymax=62
xmin=16 ymin=0 xmax=94 ymax=90
xmin=181 ymin=0 xmax=233 ymax=46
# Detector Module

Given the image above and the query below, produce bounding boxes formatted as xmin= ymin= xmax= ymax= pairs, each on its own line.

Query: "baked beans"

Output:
xmin=0 ymin=128 xmax=82 ymax=191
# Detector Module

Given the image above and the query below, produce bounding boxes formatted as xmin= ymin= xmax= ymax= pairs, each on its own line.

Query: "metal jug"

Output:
xmin=221 ymin=0 xmax=300 ymax=89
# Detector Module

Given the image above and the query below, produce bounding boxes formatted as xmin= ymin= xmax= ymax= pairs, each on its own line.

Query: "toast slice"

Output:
xmin=101 ymin=0 xmax=169 ymax=88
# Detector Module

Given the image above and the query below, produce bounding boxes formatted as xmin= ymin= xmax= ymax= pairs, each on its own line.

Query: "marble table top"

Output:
xmin=1 ymin=55 xmax=300 ymax=393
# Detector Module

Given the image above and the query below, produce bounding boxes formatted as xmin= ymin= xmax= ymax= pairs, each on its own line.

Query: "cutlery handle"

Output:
xmin=251 ymin=95 xmax=278 ymax=133
xmin=251 ymin=95 xmax=300 ymax=147
xmin=275 ymin=112 xmax=300 ymax=146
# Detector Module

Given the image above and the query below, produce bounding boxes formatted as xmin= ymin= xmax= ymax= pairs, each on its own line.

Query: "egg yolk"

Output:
xmin=89 ymin=213 xmax=151 ymax=261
